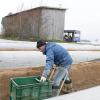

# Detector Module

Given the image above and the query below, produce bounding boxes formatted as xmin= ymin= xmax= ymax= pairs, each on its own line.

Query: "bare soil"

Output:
xmin=0 ymin=60 xmax=100 ymax=100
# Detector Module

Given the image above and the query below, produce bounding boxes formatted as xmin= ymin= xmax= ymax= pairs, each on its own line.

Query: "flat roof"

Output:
xmin=5 ymin=6 xmax=66 ymax=18
xmin=64 ymin=30 xmax=80 ymax=33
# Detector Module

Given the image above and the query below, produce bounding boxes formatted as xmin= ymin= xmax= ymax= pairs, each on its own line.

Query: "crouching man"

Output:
xmin=36 ymin=40 xmax=73 ymax=96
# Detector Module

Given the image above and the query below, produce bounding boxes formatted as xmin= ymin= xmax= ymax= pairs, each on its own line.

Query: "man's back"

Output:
xmin=44 ymin=42 xmax=73 ymax=67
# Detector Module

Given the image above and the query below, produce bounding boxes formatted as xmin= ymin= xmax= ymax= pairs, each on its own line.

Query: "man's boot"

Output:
xmin=52 ymin=86 xmax=59 ymax=97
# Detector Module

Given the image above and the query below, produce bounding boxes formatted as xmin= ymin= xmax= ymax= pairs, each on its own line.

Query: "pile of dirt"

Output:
xmin=0 ymin=61 xmax=100 ymax=100
xmin=0 ymin=67 xmax=43 ymax=100
xmin=71 ymin=61 xmax=100 ymax=91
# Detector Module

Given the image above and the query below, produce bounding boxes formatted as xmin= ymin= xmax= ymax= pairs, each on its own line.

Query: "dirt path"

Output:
xmin=0 ymin=61 xmax=100 ymax=100
xmin=71 ymin=60 xmax=100 ymax=91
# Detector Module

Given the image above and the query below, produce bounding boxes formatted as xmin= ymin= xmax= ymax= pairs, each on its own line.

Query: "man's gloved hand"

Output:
xmin=40 ymin=76 xmax=46 ymax=82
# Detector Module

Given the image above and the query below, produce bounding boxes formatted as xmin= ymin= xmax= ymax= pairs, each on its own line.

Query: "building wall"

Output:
xmin=2 ymin=7 xmax=66 ymax=41
xmin=2 ymin=9 xmax=41 ymax=40
xmin=39 ymin=8 xmax=65 ymax=40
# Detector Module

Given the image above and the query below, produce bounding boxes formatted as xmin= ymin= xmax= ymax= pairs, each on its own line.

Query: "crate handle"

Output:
xmin=35 ymin=78 xmax=40 ymax=82
xmin=11 ymin=78 xmax=18 ymax=87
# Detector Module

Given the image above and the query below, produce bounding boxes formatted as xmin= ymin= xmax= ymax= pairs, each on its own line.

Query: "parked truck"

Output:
xmin=63 ymin=30 xmax=80 ymax=42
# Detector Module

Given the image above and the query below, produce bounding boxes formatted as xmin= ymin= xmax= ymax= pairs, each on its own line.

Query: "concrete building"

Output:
xmin=2 ymin=6 xmax=66 ymax=41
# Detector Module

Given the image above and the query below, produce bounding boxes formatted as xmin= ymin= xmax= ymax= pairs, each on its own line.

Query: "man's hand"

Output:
xmin=40 ymin=76 xmax=46 ymax=82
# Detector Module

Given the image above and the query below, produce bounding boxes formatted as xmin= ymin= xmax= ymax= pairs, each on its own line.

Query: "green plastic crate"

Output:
xmin=10 ymin=76 xmax=52 ymax=100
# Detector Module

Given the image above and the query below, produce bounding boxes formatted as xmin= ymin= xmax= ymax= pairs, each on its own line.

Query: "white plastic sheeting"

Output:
xmin=0 ymin=51 xmax=45 ymax=69
xmin=46 ymin=86 xmax=100 ymax=100
xmin=0 ymin=39 xmax=100 ymax=69
xmin=0 ymin=39 xmax=100 ymax=51
xmin=0 ymin=51 xmax=100 ymax=69
xmin=57 ymin=43 xmax=100 ymax=51
xmin=0 ymin=39 xmax=35 ymax=50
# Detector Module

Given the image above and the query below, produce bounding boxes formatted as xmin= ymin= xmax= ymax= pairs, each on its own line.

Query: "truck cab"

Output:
xmin=63 ymin=30 xmax=80 ymax=42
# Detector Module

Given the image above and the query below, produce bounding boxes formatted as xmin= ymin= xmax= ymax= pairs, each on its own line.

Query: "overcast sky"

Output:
xmin=0 ymin=0 xmax=100 ymax=41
